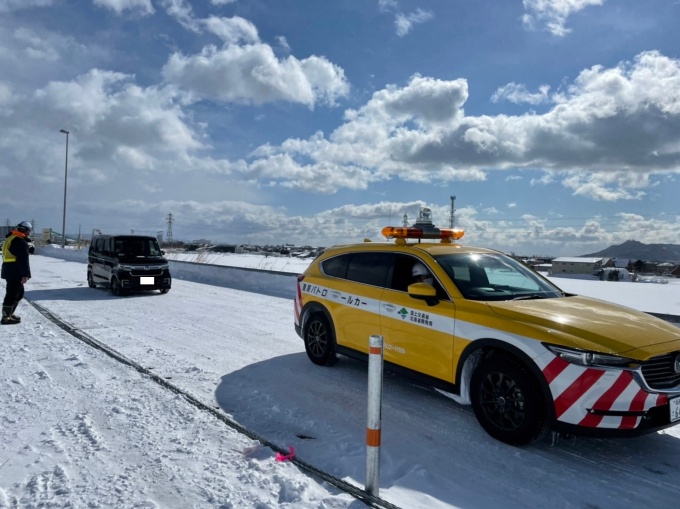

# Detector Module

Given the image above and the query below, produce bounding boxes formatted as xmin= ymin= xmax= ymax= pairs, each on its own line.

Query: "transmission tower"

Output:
xmin=166 ymin=213 xmax=174 ymax=246
xmin=449 ymin=195 xmax=456 ymax=228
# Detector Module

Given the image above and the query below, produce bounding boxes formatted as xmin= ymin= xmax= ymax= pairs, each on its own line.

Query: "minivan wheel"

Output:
xmin=470 ymin=354 xmax=547 ymax=446
xmin=87 ymin=271 xmax=96 ymax=288
xmin=111 ymin=277 xmax=124 ymax=296
xmin=159 ymin=288 xmax=169 ymax=294
xmin=303 ymin=314 xmax=338 ymax=366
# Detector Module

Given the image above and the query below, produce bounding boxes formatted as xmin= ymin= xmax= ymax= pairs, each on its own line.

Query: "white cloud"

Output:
xmin=378 ymin=0 xmax=398 ymax=12
xmin=561 ymin=172 xmax=648 ymax=201
xmin=243 ymin=51 xmax=680 ymax=200
xmin=210 ymin=0 xmax=237 ymax=5
xmin=491 ymin=82 xmax=551 ymax=105
xmin=93 ymin=0 xmax=154 ymax=16
xmin=0 ymin=0 xmax=53 ymax=12
xmin=276 ymin=36 xmax=291 ymax=52
xmin=0 ymin=26 xmax=61 ymax=67
xmin=395 ymin=9 xmax=434 ymax=37
xmin=530 ymin=173 xmax=554 ymax=185
xmin=203 ymin=16 xmax=259 ymax=44
xmin=0 ymin=81 xmax=12 ymax=105
xmin=246 ymin=154 xmax=376 ymax=194
xmin=522 ymin=0 xmax=605 ymax=36
xmin=156 ymin=3 xmax=349 ymax=108
xmin=162 ymin=44 xmax=349 ymax=107
xmin=0 ymin=68 xmax=207 ymax=193
xmin=321 ymin=200 xmax=425 ymax=219
xmin=161 ymin=0 xmax=194 ymax=29
xmin=244 ymin=75 xmax=471 ymax=190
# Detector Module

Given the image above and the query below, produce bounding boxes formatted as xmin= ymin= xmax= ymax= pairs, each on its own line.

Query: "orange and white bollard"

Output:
xmin=366 ymin=334 xmax=384 ymax=496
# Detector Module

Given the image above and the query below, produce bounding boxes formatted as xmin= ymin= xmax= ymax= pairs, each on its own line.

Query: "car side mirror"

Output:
xmin=407 ymin=282 xmax=439 ymax=306
xmin=161 ymin=250 xmax=165 ymax=256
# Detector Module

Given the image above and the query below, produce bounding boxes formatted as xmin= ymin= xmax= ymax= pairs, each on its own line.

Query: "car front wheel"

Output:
xmin=303 ymin=314 xmax=337 ymax=366
xmin=111 ymin=277 xmax=125 ymax=296
xmin=87 ymin=271 xmax=96 ymax=288
xmin=470 ymin=354 xmax=547 ymax=446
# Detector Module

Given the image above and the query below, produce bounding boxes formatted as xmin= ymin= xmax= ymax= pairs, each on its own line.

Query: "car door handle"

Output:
xmin=382 ymin=303 xmax=397 ymax=312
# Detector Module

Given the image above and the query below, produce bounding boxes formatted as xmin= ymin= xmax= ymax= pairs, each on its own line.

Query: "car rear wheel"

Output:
xmin=160 ymin=288 xmax=169 ymax=294
xmin=470 ymin=354 xmax=547 ymax=446
xmin=303 ymin=314 xmax=338 ymax=366
xmin=87 ymin=271 xmax=96 ymax=288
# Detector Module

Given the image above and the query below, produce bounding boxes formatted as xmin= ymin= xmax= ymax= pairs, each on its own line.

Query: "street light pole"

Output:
xmin=59 ymin=129 xmax=69 ymax=248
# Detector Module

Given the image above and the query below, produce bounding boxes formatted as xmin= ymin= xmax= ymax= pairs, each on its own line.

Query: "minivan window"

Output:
xmin=93 ymin=237 xmax=104 ymax=254
xmin=113 ymin=237 xmax=162 ymax=258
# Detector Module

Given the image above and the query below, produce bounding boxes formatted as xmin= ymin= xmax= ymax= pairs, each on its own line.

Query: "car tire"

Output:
xmin=160 ymin=289 xmax=169 ymax=294
xmin=111 ymin=277 xmax=125 ymax=296
xmin=87 ymin=271 xmax=96 ymax=288
xmin=303 ymin=313 xmax=338 ymax=366
xmin=470 ymin=354 xmax=547 ymax=446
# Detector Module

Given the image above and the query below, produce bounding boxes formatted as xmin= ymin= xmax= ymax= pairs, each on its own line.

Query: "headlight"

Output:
xmin=544 ymin=344 xmax=636 ymax=368
xmin=160 ymin=264 xmax=169 ymax=270
xmin=118 ymin=264 xmax=134 ymax=271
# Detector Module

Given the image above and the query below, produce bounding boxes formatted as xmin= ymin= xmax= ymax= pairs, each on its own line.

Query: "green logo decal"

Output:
xmin=398 ymin=308 xmax=409 ymax=319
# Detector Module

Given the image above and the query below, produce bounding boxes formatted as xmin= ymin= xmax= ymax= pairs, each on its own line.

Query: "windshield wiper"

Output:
xmin=512 ymin=294 xmax=548 ymax=301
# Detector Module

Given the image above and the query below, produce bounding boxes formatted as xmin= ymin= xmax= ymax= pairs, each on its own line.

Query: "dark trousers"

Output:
xmin=2 ymin=279 xmax=24 ymax=308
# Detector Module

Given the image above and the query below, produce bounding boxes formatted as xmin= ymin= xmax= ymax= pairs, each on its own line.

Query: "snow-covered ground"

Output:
xmin=2 ymin=250 xmax=680 ymax=509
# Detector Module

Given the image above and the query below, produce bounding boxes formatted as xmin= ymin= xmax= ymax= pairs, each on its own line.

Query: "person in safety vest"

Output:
xmin=1 ymin=221 xmax=32 ymax=325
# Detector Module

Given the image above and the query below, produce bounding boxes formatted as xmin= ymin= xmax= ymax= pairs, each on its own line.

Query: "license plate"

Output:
xmin=671 ymin=396 xmax=680 ymax=423
xmin=140 ymin=276 xmax=154 ymax=285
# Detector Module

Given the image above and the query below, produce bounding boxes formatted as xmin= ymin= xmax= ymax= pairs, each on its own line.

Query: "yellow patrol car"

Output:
xmin=294 ymin=208 xmax=680 ymax=445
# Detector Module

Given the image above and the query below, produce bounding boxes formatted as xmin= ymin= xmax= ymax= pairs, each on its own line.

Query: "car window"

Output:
xmin=321 ymin=254 xmax=350 ymax=278
xmin=113 ymin=237 xmax=163 ymax=257
xmin=388 ymin=254 xmax=449 ymax=300
xmin=346 ymin=252 xmax=393 ymax=287
xmin=435 ymin=253 xmax=563 ymax=301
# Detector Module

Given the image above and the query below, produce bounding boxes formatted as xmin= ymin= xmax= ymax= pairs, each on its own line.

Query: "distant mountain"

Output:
xmin=582 ymin=240 xmax=680 ymax=262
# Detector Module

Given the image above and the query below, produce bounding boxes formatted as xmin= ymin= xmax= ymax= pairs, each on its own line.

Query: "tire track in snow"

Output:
xmin=28 ymin=300 xmax=401 ymax=509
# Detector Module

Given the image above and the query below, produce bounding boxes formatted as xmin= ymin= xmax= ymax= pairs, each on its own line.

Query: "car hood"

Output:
xmin=488 ymin=294 xmax=680 ymax=358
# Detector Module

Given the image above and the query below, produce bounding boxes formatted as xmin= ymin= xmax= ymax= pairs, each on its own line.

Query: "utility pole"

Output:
xmin=166 ymin=213 xmax=174 ymax=246
xmin=60 ymin=129 xmax=69 ymax=248
xmin=449 ymin=195 xmax=456 ymax=228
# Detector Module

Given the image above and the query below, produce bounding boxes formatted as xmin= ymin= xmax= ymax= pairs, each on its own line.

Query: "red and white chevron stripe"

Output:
xmin=542 ymin=355 xmax=667 ymax=429
xmin=294 ymin=280 xmax=302 ymax=327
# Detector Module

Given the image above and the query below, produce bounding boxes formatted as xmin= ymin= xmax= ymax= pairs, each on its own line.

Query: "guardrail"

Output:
xmin=35 ymin=246 xmax=299 ymax=300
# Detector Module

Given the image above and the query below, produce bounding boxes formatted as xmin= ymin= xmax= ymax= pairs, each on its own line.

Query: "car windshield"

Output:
xmin=434 ymin=252 xmax=564 ymax=301
xmin=114 ymin=237 xmax=162 ymax=258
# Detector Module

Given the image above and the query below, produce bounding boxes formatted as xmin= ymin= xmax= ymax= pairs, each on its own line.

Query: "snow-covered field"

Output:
xmin=1 ymin=249 xmax=680 ymax=509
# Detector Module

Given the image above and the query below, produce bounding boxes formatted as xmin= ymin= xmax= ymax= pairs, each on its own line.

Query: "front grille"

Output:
xmin=130 ymin=268 xmax=164 ymax=277
xmin=641 ymin=352 xmax=680 ymax=390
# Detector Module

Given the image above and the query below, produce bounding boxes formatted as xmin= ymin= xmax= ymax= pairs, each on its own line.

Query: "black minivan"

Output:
xmin=88 ymin=234 xmax=171 ymax=295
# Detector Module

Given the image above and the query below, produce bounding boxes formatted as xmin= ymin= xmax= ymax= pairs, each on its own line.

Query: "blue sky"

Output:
xmin=2 ymin=0 xmax=680 ymax=256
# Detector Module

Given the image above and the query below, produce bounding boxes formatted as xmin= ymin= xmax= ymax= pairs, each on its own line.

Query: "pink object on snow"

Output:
xmin=275 ymin=446 xmax=295 ymax=462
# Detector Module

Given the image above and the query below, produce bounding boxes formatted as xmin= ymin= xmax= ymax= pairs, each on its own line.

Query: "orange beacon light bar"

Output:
xmin=382 ymin=226 xmax=464 ymax=242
